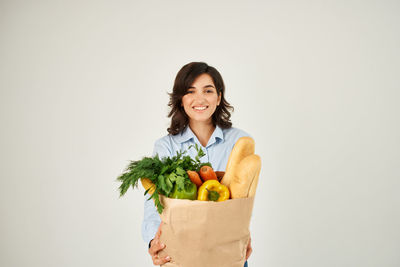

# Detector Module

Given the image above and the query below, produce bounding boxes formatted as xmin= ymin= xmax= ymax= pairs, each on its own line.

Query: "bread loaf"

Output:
xmin=221 ymin=137 xmax=255 ymax=188
xmin=246 ymin=155 xmax=261 ymax=197
xmin=230 ymin=154 xmax=261 ymax=198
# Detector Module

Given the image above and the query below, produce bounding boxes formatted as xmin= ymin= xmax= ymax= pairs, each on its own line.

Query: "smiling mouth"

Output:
xmin=193 ymin=106 xmax=208 ymax=111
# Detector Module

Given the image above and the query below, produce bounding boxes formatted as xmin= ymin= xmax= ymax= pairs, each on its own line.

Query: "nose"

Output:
xmin=193 ymin=91 xmax=206 ymax=102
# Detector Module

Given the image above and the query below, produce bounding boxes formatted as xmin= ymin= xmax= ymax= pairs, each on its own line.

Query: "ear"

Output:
xmin=217 ymin=92 xmax=222 ymax=106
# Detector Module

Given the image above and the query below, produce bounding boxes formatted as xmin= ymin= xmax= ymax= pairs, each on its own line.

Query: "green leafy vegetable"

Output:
xmin=117 ymin=144 xmax=210 ymax=213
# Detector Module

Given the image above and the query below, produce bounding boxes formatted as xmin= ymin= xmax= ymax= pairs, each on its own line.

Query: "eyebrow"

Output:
xmin=188 ymin=85 xmax=215 ymax=89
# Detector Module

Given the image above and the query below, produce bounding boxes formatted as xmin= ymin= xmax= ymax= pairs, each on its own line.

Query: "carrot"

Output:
xmin=187 ymin=170 xmax=203 ymax=187
xmin=199 ymin=166 xmax=218 ymax=181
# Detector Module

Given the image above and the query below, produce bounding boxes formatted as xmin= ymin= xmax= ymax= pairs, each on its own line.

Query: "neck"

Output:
xmin=188 ymin=121 xmax=216 ymax=147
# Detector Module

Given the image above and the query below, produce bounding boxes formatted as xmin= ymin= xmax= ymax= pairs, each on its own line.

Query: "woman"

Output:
xmin=142 ymin=62 xmax=252 ymax=266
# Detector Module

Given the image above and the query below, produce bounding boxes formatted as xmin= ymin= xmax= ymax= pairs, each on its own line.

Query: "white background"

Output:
xmin=1 ymin=0 xmax=399 ymax=266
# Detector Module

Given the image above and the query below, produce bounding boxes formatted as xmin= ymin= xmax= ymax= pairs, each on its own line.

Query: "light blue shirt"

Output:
xmin=141 ymin=125 xmax=250 ymax=245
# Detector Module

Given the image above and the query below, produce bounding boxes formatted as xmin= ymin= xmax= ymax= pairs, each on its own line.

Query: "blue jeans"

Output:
xmin=244 ymin=261 xmax=248 ymax=267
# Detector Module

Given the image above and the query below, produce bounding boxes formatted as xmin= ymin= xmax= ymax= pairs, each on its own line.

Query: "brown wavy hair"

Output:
xmin=167 ymin=62 xmax=234 ymax=135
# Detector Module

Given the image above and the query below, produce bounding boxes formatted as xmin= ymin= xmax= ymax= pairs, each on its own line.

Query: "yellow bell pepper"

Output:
xmin=141 ymin=178 xmax=155 ymax=195
xmin=197 ymin=180 xmax=230 ymax=202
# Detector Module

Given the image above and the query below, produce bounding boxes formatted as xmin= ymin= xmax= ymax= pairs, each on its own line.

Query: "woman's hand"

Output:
xmin=245 ymin=236 xmax=252 ymax=260
xmin=148 ymin=222 xmax=171 ymax=265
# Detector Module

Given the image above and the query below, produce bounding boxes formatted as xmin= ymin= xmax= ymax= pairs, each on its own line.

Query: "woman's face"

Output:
xmin=181 ymin=73 xmax=221 ymax=125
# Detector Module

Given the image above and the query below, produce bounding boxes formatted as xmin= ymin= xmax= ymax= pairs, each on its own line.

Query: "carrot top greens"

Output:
xmin=117 ymin=144 xmax=211 ymax=213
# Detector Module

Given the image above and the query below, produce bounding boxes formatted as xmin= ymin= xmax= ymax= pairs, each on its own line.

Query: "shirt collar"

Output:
xmin=175 ymin=125 xmax=224 ymax=146
xmin=176 ymin=125 xmax=195 ymax=143
xmin=208 ymin=125 xmax=224 ymax=146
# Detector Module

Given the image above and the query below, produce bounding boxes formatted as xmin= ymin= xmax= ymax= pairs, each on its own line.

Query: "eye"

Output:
xmin=205 ymin=89 xmax=215 ymax=93
xmin=186 ymin=89 xmax=195 ymax=94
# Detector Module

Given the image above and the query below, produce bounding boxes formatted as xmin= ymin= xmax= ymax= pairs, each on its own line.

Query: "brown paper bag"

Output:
xmin=158 ymin=195 xmax=254 ymax=267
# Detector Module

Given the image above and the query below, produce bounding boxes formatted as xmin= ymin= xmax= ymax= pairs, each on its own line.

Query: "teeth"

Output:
xmin=194 ymin=106 xmax=207 ymax=110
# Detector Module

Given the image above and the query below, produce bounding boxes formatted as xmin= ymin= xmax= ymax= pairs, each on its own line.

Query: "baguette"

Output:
xmin=230 ymin=154 xmax=261 ymax=198
xmin=221 ymin=137 xmax=255 ymax=188
xmin=247 ymin=155 xmax=261 ymax=197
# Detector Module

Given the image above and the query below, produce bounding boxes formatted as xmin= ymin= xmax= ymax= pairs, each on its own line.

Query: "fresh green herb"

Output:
xmin=117 ymin=145 xmax=211 ymax=213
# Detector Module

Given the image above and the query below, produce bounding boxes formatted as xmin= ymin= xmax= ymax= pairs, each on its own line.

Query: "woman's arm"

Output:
xmin=141 ymin=137 xmax=172 ymax=245
xmin=141 ymin=137 xmax=173 ymax=264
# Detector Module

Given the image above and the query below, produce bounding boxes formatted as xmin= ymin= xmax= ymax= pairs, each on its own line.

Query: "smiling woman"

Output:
xmin=181 ymin=73 xmax=221 ymax=145
xmin=167 ymin=62 xmax=234 ymax=137
xmin=143 ymin=62 xmax=252 ymax=266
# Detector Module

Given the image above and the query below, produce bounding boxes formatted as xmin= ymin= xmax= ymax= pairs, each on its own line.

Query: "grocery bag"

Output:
xmin=158 ymin=195 xmax=254 ymax=267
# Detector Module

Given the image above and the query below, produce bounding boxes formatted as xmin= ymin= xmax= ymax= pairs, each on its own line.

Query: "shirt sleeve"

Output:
xmin=141 ymin=137 xmax=172 ymax=245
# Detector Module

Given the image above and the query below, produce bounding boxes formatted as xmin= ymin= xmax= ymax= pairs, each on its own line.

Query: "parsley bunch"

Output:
xmin=117 ymin=144 xmax=211 ymax=213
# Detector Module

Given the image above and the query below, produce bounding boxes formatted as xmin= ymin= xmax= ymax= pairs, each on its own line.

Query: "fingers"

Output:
xmin=245 ymin=237 xmax=252 ymax=260
xmin=149 ymin=241 xmax=171 ymax=265
xmin=153 ymin=254 xmax=171 ymax=265
xmin=148 ymin=225 xmax=171 ymax=266
xmin=245 ymin=246 xmax=253 ymax=260
xmin=149 ymin=240 xmax=164 ymax=255
xmin=149 ymin=222 xmax=164 ymax=255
